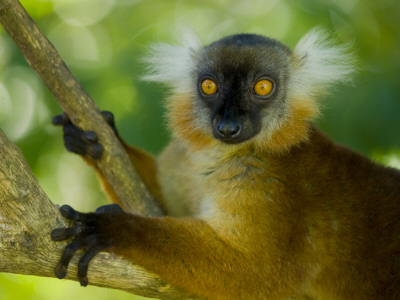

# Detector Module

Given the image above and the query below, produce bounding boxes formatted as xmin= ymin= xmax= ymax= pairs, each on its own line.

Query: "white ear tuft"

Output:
xmin=142 ymin=29 xmax=203 ymax=94
xmin=290 ymin=28 xmax=356 ymax=99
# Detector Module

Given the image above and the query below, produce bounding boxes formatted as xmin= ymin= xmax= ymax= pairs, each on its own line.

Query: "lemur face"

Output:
xmin=144 ymin=29 xmax=354 ymax=150
xmin=195 ymin=34 xmax=291 ymax=144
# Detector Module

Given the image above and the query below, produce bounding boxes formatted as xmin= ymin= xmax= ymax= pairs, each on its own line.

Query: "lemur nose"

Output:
xmin=217 ymin=120 xmax=242 ymax=139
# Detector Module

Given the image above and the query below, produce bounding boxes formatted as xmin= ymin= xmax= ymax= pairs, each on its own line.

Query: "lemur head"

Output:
xmin=144 ymin=28 xmax=354 ymax=152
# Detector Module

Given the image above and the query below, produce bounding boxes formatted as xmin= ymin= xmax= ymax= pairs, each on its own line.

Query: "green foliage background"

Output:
xmin=0 ymin=0 xmax=399 ymax=299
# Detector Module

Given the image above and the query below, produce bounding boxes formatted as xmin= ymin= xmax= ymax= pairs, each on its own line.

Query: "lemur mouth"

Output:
xmin=216 ymin=137 xmax=243 ymax=144
xmin=213 ymin=130 xmax=254 ymax=145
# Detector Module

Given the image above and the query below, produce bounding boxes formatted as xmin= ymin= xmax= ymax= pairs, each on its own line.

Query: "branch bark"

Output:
xmin=0 ymin=0 xmax=196 ymax=299
xmin=0 ymin=0 xmax=163 ymax=217
xmin=0 ymin=131 xmax=195 ymax=299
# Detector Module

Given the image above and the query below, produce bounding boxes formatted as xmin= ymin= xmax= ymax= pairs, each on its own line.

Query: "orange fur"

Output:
xmin=82 ymin=109 xmax=399 ymax=299
xmin=166 ymin=93 xmax=216 ymax=150
xmin=166 ymin=92 xmax=321 ymax=154
xmin=153 ymin=125 xmax=400 ymax=299
xmin=256 ymin=97 xmax=321 ymax=153
xmin=72 ymin=31 xmax=399 ymax=299
xmin=79 ymin=88 xmax=400 ymax=299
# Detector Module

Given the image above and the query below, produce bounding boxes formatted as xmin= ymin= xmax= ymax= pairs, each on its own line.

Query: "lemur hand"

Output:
xmin=52 ymin=111 xmax=118 ymax=160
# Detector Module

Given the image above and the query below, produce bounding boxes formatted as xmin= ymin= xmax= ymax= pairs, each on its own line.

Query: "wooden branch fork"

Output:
xmin=0 ymin=0 xmax=196 ymax=298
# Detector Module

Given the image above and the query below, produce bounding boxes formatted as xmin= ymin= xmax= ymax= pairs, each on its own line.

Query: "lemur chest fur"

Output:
xmin=157 ymin=139 xmax=272 ymax=220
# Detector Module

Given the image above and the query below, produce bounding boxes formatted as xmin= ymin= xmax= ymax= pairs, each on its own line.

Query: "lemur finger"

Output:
xmin=95 ymin=204 xmax=124 ymax=214
xmin=101 ymin=111 xmax=118 ymax=136
xmin=83 ymin=130 xmax=98 ymax=143
xmin=53 ymin=111 xmax=118 ymax=137
xmin=63 ymin=123 xmax=85 ymax=138
xmin=55 ymin=240 xmax=85 ymax=279
xmin=64 ymin=136 xmax=103 ymax=160
xmin=51 ymin=225 xmax=88 ymax=241
xmin=101 ymin=111 xmax=114 ymax=125
xmin=59 ymin=205 xmax=90 ymax=222
xmin=64 ymin=135 xmax=88 ymax=156
xmin=86 ymin=143 xmax=104 ymax=160
xmin=52 ymin=113 xmax=70 ymax=126
xmin=55 ymin=114 xmax=98 ymax=144
xmin=77 ymin=246 xmax=103 ymax=286
xmin=63 ymin=121 xmax=99 ymax=144
xmin=63 ymin=124 xmax=103 ymax=159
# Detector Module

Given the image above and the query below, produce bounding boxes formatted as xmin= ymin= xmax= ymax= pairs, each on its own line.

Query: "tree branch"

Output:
xmin=0 ymin=0 xmax=163 ymax=217
xmin=0 ymin=0 xmax=197 ymax=299
xmin=0 ymin=130 xmax=196 ymax=299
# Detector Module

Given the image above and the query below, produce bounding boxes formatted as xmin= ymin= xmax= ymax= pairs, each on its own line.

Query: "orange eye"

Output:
xmin=254 ymin=79 xmax=274 ymax=96
xmin=201 ymin=79 xmax=218 ymax=95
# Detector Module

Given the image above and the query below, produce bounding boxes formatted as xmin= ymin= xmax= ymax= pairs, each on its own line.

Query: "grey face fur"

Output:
xmin=194 ymin=34 xmax=292 ymax=144
xmin=144 ymin=29 xmax=354 ymax=148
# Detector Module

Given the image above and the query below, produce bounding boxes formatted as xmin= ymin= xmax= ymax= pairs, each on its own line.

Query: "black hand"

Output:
xmin=52 ymin=111 xmax=118 ymax=160
xmin=51 ymin=204 xmax=124 ymax=286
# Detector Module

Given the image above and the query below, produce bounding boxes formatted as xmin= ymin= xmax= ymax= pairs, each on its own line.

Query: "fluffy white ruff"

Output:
xmin=142 ymin=29 xmax=203 ymax=94
xmin=290 ymin=28 xmax=356 ymax=100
